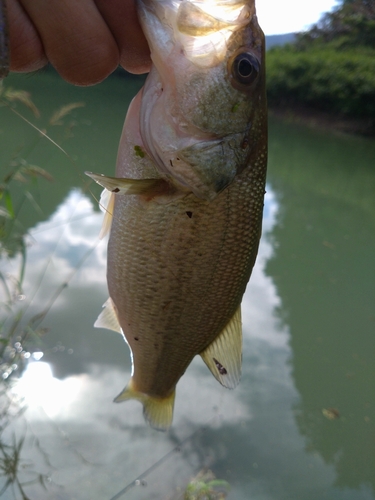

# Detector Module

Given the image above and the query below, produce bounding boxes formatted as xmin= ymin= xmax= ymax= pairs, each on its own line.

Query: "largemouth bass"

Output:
xmin=87 ymin=0 xmax=267 ymax=430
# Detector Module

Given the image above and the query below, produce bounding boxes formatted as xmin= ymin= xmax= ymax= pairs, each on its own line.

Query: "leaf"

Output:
xmin=0 ymin=207 xmax=12 ymax=219
xmin=49 ymin=102 xmax=85 ymax=126
xmin=18 ymin=240 xmax=27 ymax=290
xmin=20 ymin=163 xmax=54 ymax=182
xmin=3 ymin=88 xmax=40 ymax=117
xmin=3 ymin=191 xmax=14 ymax=219
xmin=322 ymin=407 xmax=340 ymax=420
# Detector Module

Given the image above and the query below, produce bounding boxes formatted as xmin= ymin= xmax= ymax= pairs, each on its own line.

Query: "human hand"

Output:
xmin=8 ymin=0 xmax=151 ymax=85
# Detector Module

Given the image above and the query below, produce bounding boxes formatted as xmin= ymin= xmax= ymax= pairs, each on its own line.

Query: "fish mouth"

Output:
xmin=137 ymin=0 xmax=260 ymax=200
xmin=138 ymin=0 xmax=254 ymax=68
xmin=139 ymin=67 xmax=255 ymax=200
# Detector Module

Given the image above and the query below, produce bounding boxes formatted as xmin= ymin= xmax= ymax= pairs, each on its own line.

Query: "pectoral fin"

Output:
xmin=98 ymin=188 xmax=115 ymax=239
xmin=114 ymin=379 xmax=175 ymax=431
xmin=94 ymin=297 xmax=122 ymax=334
xmin=200 ymin=306 xmax=242 ymax=389
xmin=85 ymin=171 xmax=166 ymax=195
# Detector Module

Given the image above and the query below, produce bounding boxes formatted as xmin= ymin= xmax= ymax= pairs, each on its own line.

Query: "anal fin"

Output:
xmin=200 ymin=306 xmax=242 ymax=389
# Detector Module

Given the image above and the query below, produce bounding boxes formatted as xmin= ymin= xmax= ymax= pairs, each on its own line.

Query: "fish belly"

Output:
xmin=107 ymin=161 xmax=264 ymax=399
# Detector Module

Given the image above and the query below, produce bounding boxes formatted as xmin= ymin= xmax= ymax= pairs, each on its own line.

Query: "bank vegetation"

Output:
xmin=266 ymin=0 xmax=375 ymax=135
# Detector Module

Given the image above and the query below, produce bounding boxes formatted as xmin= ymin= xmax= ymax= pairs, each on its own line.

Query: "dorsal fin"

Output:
xmin=200 ymin=306 xmax=242 ymax=389
xmin=94 ymin=297 xmax=122 ymax=333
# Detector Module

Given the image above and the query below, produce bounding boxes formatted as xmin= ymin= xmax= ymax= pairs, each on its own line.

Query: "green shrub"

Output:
xmin=266 ymin=46 xmax=375 ymax=120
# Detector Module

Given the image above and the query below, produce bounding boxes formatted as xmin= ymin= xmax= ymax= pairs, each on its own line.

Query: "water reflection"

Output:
xmin=266 ymin=117 xmax=375 ymax=497
xmin=1 ymin=185 xmax=281 ymax=498
xmin=0 ymin=164 xmax=373 ymax=499
xmin=1 ymin=70 xmax=374 ymax=497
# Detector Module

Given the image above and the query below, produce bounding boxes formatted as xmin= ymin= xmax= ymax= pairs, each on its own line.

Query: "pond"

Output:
xmin=0 ymin=70 xmax=374 ymax=500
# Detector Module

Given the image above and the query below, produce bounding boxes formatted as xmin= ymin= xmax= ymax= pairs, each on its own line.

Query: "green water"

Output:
xmin=0 ymin=71 xmax=374 ymax=500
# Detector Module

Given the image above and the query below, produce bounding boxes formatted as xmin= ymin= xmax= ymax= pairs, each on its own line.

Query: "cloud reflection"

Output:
xmin=14 ymin=361 xmax=85 ymax=419
xmin=4 ymin=184 xmax=353 ymax=500
xmin=2 ymin=189 xmax=107 ymax=315
xmin=10 ymin=184 xmax=290 ymax=426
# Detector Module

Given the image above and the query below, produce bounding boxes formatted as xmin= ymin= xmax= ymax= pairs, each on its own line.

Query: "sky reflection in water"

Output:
xmin=2 ymin=182 xmax=373 ymax=500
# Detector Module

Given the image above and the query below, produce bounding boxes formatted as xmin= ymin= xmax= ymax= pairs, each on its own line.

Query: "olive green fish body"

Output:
xmin=88 ymin=0 xmax=267 ymax=430
xmin=108 ymin=147 xmax=266 ymax=399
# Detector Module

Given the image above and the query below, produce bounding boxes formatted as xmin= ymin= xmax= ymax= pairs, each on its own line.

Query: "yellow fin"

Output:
xmin=85 ymin=171 xmax=165 ymax=195
xmin=200 ymin=306 xmax=242 ymax=389
xmin=98 ymin=188 xmax=115 ymax=239
xmin=114 ymin=379 xmax=175 ymax=431
xmin=94 ymin=297 xmax=122 ymax=333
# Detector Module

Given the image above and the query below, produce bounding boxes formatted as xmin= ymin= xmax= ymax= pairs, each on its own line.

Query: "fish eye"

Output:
xmin=231 ymin=52 xmax=260 ymax=87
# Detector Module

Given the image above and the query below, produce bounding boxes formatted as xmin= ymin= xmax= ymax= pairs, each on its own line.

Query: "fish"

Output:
xmin=86 ymin=0 xmax=267 ymax=430
xmin=0 ymin=0 xmax=9 ymax=79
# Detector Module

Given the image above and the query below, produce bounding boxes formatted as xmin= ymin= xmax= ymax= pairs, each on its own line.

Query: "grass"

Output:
xmin=0 ymin=82 xmax=86 ymax=499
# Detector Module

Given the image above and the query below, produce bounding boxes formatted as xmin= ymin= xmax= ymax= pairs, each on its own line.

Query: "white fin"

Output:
xmin=114 ymin=379 xmax=175 ymax=431
xmin=98 ymin=188 xmax=115 ymax=239
xmin=85 ymin=171 xmax=165 ymax=195
xmin=200 ymin=306 xmax=242 ymax=389
xmin=94 ymin=297 xmax=122 ymax=334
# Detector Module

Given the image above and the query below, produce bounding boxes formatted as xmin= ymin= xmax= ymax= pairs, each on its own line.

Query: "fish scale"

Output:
xmin=107 ymin=152 xmax=265 ymax=397
xmin=87 ymin=0 xmax=267 ymax=430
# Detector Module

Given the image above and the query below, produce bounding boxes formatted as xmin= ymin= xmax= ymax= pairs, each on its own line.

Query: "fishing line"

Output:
xmin=26 ymin=241 xmax=100 ymax=331
xmin=1 ymin=100 xmax=103 ymax=208
xmin=1 ymin=99 xmax=106 ymax=336
xmin=3 ymin=97 xmax=224 ymax=304
xmin=108 ymin=415 xmax=218 ymax=500
xmin=2 ymin=191 xmax=102 ymax=333
xmin=4 ymin=84 xmax=237 ymax=437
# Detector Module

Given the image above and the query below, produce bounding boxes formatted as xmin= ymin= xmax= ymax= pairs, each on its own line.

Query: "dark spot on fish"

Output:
xmin=241 ymin=137 xmax=249 ymax=149
xmin=176 ymin=157 xmax=180 ymax=161
xmin=134 ymin=145 xmax=145 ymax=158
xmin=112 ymin=188 xmax=120 ymax=193
xmin=186 ymin=211 xmax=193 ymax=218
xmin=134 ymin=337 xmax=139 ymax=341
xmin=170 ymin=159 xmax=173 ymax=167
xmin=213 ymin=358 xmax=227 ymax=375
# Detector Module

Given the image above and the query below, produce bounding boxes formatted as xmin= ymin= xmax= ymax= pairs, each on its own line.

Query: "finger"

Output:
xmin=94 ymin=0 xmax=151 ymax=74
xmin=8 ymin=0 xmax=47 ymax=72
xmin=19 ymin=0 xmax=119 ymax=85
